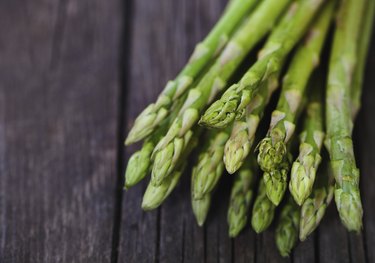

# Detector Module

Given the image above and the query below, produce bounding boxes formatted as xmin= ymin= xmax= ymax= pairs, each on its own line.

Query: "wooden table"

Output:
xmin=0 ymin=0 xmax=374 ymax=262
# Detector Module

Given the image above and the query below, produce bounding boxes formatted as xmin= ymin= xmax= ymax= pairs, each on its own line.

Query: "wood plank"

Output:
xmin=0 ymin=0 xmax=122 ymax=262
xmin=318 ymin=205 xmax=350 ymax=263
xmin=355 ymin=27 xmax=375 ymax=263
xmin=293 ymin=234 xmax=316 ymax=263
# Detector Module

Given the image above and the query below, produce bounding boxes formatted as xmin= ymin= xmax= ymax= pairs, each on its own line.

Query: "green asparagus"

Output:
xmin=351 ymin=0 xmax=375 ymax=119
xmin=289 ymin=80 xmax=325 ymax=205
xmin=125 ymin=0 xmax=259 ymax=145
xmin=325 ymin=0 xmax=365 ymax=232
xmin=263 ymin=158 xmax=291 ymax=206
xmin=191 ymin=128 xmax=231 ymax=200
xmin=275 ymin=196 xmax=300 ymax=257
xmin=199 ymin=0 xmax=325 ymax=129
xmin=251 ymin=180 xmax=276 ymax=233
xmin=224 ymin=71 xmax=279 ymax=174
xmin=299 ymin=163 xmax=334 ymax=241
xmin=227 ymin=157 xmax=258 ymax=237
xmin=257 ymin=1 xmax=334 ymax=172
xmin=192 ymin=194 xmax=211 ymax=226
xmin=150 ymin=0 xmax=291 ymax=185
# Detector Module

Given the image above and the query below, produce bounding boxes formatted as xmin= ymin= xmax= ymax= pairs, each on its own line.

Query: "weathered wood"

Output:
xmin=0 ymin=0 xmax=123 ymax=262
xmin=293 ymin=234 xmax=316 ymax=263
xmin=356 ymin=27 xmax=375 ymax=263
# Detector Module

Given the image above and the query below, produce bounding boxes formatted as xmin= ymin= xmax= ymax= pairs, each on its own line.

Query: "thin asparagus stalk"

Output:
xmin=257 ymin=1 xmax=335 ymax=172
xmin=199 ymin=0 xmax=325 ymax=129
xmin=142 ymin=132 xmax=199 ymax=210
xmin=191 ymin=128 xmax=231 ymax=200
xmin=275 ymin=196 xmax=300 ymax=257
xmin=289 ymin=80 xmax=325 ymax=205
xmin=227 ymin=157 xmax=258 ymax=237
xmin=150 ymin=0 xmax=291 ymax=185
xmin=251 ymin=180 xmax=276 ymax=233
xmin=125 ymin=0 xmax=259 ymax=145
xmin=351 ymin=0 xmax=375 ymax=119
xmin=299 ymin=163 xmax=334 ymax=241
xmin=192 ymin=194 xmax=212 ymax=226
xmin=224 ymin=71 xmax=280 ymax=174
xmin=325 ymin=0 xmax=365 ymax=232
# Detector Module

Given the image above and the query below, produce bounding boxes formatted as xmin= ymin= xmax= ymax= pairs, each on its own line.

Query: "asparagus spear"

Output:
xmin=299 ymin=163 xmax=334 ymax=241
xmin=325 ymin=0 xmax=365 ymax=232
xmin=142 ymin=131 xmax=199 ymax=210
xmin=150 ymin=0 xmax=291 ymax=185
xmin=192 ymin=194 xmax=211 ymax=227
xmin=289 ymin=80 xmax=325 ymax=205
xmin=257 ymin=1 xmax=334 ymax=172
xmin=224 ymin=70 xmax=280 ymax=174
xmin=125 ymin=0 xmax=259 ymax=145
xmin=227 ymin=157 xmax=258 ymax=237
xmin=191 ymin=128 xmax=231 ymax=200
xmin=263 ymin=158 xmax=291 ymax=206
xmin=351 ymin=0 xmax=375 ymax=119
xmin=275 ymin=196 xmax=300 ymax=257
xmin=251 ymin=180 xmax=276 ymax=233
xmin=199 ymin=0 xmax=325 ymax=129
xmin=300 ymin=0 xmax=374 ymax=236
xmin=142 ymin=165 xmax=185 ymax=211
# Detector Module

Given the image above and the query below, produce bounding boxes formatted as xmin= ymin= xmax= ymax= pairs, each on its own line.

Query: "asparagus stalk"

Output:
xmin=300 ymin=0 xmax=374 ymax=236
xmin=192 ymin=194 xmax=211 ymax=226
xmin=227 ymin=157 xmax=258 ymax=237
xmin=142 ymin=132 xmax=199 ymax=210
xmin=191 ymin=128 xmax=231 ymax=200
xmin=199 ymin=0 xmax=325 ymax=129
xmin=251 ymin=180 xmax=276 ymax=233
xmin=125 ymin=0 xmax=259 ymax=144
xmin=351 ymin=0 xmax=375 ymax=119
xmin=257 ymin=1 xmax=334 ymax=172
xmin=325 ymin=0 xmax=365 ymax=232
xmin=299 ymin=163 xmax=334 ymax=241
xmin=142 ymin=165 xmax=185 ymax=211
xmin=289 ymin=80 xmax=325 ymax=205
xmin=275 ymin=196 xmax=300 ymax=257
xmin=150 ymin=0 xmax=291 ymax=185
xmin=263 ymin=157 xmax=291 ymax=206
xmin=224 ymin=70 xmax=280 ymax=174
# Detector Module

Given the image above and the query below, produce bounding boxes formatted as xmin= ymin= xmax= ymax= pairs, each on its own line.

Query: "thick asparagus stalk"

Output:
xmin=289 ymin=81 xmax=325 ymax=205
xmin=224 ymin=71 xmax=280 ymax=174
xmin=227 ymin=157 xmax=258 ymax=237
xmin=325 ymin=0 xmax=365 ymax=232
xmin=351 ymin=0 xmax=375 ymax=119
xmin=199 ymin=0 xmax=325 ymax=129
xmin=150 ymin=0 xmax=291 ymax=185
xmin=191 ymin=128 xmax=231 ymax=200
xmin=125 ymin=0 xmax=259 ymax=144
xmin=257 ymin=1 xmax=334 ymax=172
xmin=251 ymin=180 xmax=276 ymax=233
xmin=192 ymin=194 xmax=211 ymax=226
xmin=299 ymin=163 xmax=334 ymax=241
xmin=263 ymin=157 xmax=291 ymax=206
xmin=275 ymin=196 xmax=300 ymax=257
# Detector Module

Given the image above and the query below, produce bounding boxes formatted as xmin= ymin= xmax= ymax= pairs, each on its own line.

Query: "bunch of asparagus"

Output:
xmin=125 ymin=0 xmax=374 ymax=257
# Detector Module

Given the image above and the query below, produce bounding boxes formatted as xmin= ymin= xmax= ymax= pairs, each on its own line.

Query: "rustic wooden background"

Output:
xmin=0 ymin=0 xmax=374 ymax=262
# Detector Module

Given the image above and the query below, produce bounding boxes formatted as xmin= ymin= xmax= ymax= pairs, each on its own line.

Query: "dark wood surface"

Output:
xmin=0 ymin=0 xmax=374 ymax=262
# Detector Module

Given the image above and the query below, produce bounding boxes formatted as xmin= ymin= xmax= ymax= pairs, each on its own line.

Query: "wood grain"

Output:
xmin=0 ymin=0 xmax=123 ymax=262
